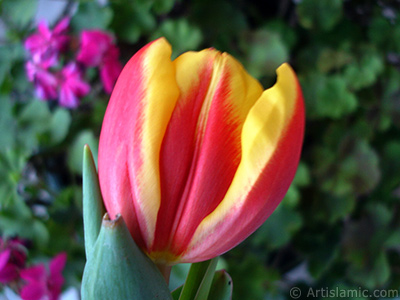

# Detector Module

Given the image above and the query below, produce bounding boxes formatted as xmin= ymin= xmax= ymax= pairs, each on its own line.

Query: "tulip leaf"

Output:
xmin=81 ymin=214 xmax=172 ymax=300
xmin=172 ymin=269 xmax=232 ymax=300
xmin=171 ymin=286 xmax=183 ymax=300
xmin=178 ymin=257 xmax=218 ymax=300
xmin=208 ymin=270 xmax=232 ymax=300
xmin=82 ymin=145 xmax=105 ymax=260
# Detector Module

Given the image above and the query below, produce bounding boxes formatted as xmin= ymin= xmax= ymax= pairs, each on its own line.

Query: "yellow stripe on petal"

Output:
xmin=184 ymin=63 xmax=302 ymax=260
xmin=127 ymin=38 xmax=180 ymax=248
xmin=154 ymin=50 xmax=265 ymax=257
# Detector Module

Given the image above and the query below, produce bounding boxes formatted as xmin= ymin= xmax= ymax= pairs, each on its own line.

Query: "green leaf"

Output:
xmin=190 ymin=0 xmax=247 ymax=49
xmin=297 ymin=0 xmax=343 ymax=31
xmin=240 ymin=29 xmax=288 ymax=78
xmin=0 ymin=148 xmax=27 ymax=206
xmin=81 ymin=214 xmax=172 ymax=300
xmin=0 ymin=96 xmax=16 ymax=150
xmin=17 ymin=100 xmax=52 ymax=149
xmin=173 ymin=267 xmax=232 ymax=300
xmin=110 ymin=1 xmax=156 ymax=43
xmin=82 ymin=145 xmax=106 ymax=260
xmin=170 ymin=263 xmax=191 ymax=291
xmin=252 ymin=204 xmax=302 ymax=249
xmin=302 ymin=73 xmax=358 ymax=119
xmin=49 ymin=108 xmax=71 ymax=144
xmin=347 ymin=252 xmax=390 ymax=289
xmin=343 ymin=48 xmax=384 ymax=90
xmin=208 ymin=270 xmax=232 ymax=300
xmin=0 ymin=197 xmax=49 ymax=247
xmin=1 ymin=0 xmax=37 ymax=29
xmin=71 ymin=2 xmax=113 ymax=31
xmin=317 ymin=47 xmax=353 ymax=73
xmin=152 ymin=0 xmax=177 ymax=14
xmin=151 ymin=19 xmax=202 ymax=58
xmin=293 ymin=162 xmax=311 ymax=187
xmin=68 ymin=130 xmax=98 ymax=174
xmin=178 ymin=257 xmax=219 ymax=300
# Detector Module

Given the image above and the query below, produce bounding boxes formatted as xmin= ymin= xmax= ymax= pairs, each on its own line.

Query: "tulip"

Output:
xmin=98 ymin=38 xmax=305 ymax=265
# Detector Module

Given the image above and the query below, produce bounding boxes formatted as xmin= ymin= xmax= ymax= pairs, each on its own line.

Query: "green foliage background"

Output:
xmin=1 ymin=0 xmax=400 ymax=299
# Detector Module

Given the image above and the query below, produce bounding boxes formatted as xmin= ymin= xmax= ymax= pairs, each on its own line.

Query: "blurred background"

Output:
xmin=0 ymin=0 xmax=400 ymax=299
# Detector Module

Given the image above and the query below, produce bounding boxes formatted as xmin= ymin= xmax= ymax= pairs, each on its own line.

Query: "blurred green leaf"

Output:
xmin=368 ymin=17 xmax=400 ymax=53
xmin=190 ymin=0 xmax=247 ymax=49
xmin=293 ymin=162 xmax=311 ymax=187
xmin=241 ymin=29 xmax=288 ymax=78
xmin=152 ymin=0 xmax=177 ymax=14
xmin=71 ymin=2 xmax=113 ymax=31
xmin=1 ymin=0 xmax=37 ymax=29
xmin=0 ymin=198 xmax=49 ymax=246
xmin=299 ymin=228 xmax=340 ymax=279
xmin=302 ymin=73 xmax=358 ymax=119
xmin=49 ymin=108 xmax=71 ymax=144
xmin=0 ymin=148 xmax=27 ymax=206
xmin=17 ymin=100 xmax=52 ymax=148
xmin=343 ymin=47 xmax=384 ymax=91
xmin=252 ymin=204 xmax=302 ymax=250
xmin=111 ymin=0 xmax=156 ymax=43
xmin=348 ymin=252 xmax=390 ymax=289
xmin=228 ymin=254 xmax=273 ymax=300
xmin=297 ymin=0 xmax=342 ymax=31
xmin=317 ymin=48 xmax=353 ymax=73
xmin=0 ymin=96 xmax=16 ymax=149
xmin=151 ymin=19 xmax=202 ymax=58
xmin=68 ymin=130 xmax=98 ymax=174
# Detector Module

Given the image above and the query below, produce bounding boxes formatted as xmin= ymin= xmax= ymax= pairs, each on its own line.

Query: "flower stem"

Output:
xmin=156 ymin=263 xmax=172 ymax=285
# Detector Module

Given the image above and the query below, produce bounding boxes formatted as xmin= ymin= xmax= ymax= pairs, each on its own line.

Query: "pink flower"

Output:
xmin=0 ymin=238 xmax=27 ymax=283
xmin=20 ymin=253 xmax=67 ymax=300
xmin=77 ymin=30 xmax=122 ymax=93
xmin=25 ymin=61 xmax=58 ymax=100
xmin=25 ymin=18 xmax=70 ymax=67
xmin=59 ymin=63 xmax=90 ymax=108
xmin=77 ymin=30 xmax=113 ymax=67
xmin=100 ymin=47 xmax=122 ymax=94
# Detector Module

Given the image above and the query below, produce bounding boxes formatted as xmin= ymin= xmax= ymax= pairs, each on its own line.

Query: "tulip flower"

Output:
xmin=98 ymin=38 xmax=304 ymax=265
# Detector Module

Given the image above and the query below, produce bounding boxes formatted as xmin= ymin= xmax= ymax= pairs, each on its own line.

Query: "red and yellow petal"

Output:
xmin=181 ymin=63 xmax=305 ymax=262
xmin=150 ymin=50 xmax=264 ymax=262
xmin=98 ymin=38 xmax=180 ymax=249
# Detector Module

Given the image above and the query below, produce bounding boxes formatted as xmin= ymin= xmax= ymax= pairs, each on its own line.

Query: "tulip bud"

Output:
xmin=98 ymin=38 xmax=305 ymax=265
